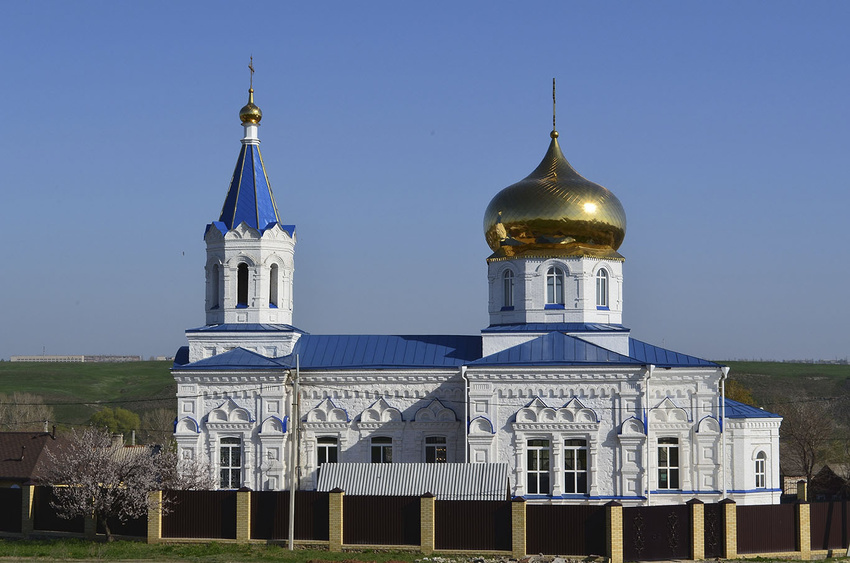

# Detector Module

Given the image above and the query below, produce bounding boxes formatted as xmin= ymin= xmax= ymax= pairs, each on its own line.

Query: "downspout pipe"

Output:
xmin=461 ymin=366 xmax=469 ymax=463
xmin=721 ymin=365 xmax=729 ymax=500
xmin=644 ymin=364 xmax=654 ymax=506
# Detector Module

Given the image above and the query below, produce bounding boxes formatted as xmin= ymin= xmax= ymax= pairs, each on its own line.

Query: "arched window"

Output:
xmin=269 ymin=264 xmax=279 ymax=308
xmin=502 ymin=270 xmax=514 ymax=309
xmin=596 ymin=269 xmax=609 ymax=308
xmin=755 ymin=451 xmax=767 ymax=488
xmin=211 ymin=264 xmax=220 ymax=309
xmin=546 ymin=267 xmax=565 ymax=306
xmin=237 ymin=263 xmax=249 ymax=307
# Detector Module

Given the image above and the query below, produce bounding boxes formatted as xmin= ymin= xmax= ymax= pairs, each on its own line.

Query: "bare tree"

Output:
xmin=0 ymin=392 xmax=54 ymax=431
xmin=139 ymin=408 xmax=176 ymax=446
xmin=776 ymin=399 xmax=836 ymax=485
xmin=38 ymin=427 xmax=213 ymax=540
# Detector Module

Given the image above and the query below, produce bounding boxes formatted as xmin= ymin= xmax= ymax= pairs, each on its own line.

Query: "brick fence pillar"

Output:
xmin=21 ymin=483 xmax=35 ymax=536
xmin=720 ymin=498 xmax=737 ymax=559
xmin=797 ymin=501 xmax=811 ymax=560
xmin=420 ymin=493 xmax=435 ymax=554
xmin=329 ymin=488 xmax=345 ymax=552
xmin=688 ymin=498 xmax=705 ymax=561
xmin=511 ymin=496 xmax=527 ymax=559
xmin=147 ymin=490 xmax=163 ymax=544
xmin=606 ymin=500 xmax=623 ymax=563
xmin=236 ymin=487 xmax=251 ymax=543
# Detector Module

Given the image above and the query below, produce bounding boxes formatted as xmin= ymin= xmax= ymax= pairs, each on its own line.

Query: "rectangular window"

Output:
xmin=657 ymin=437 xmax=679 ymax=490
xmin=317 ymin=437 xmax=339 ymax=465
xmin=527 ymin=439 xmax=550 ymax=495
xmin=371 ymin=436 xmax=392 ymax=463
xmin=220 ymin=437 xmax=241 ymax=489
xmin=425 ymin=436 xmax=447 ymax=463
xmin=564 ymin=439 xmax=588 ymax=494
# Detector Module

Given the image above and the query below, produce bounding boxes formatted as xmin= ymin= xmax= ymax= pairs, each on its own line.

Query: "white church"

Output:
xmin=172 ymin=80 xmax=782 ymax=505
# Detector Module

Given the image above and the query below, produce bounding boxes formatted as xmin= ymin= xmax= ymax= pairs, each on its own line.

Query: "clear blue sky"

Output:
xmin=1 ymin=2 xmax=847 ymax=362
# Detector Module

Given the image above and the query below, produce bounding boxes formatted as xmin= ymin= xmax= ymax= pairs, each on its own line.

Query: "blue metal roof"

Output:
xmin=186 ymin=323 xmax=306 ymax=334
xmin=286 ymin=334 xmax=482 ymax=370
xmin=628 ymin=339 xmax=719 ymax=367
xmin=482 ymin=322 xmax=629 ymax=333
xmin=174 ymin=347 xmax=288 ymax=371
xmin=472 ymin=332 xmax=641 ymax=366
xmin=218 ymin=143 xmax=283 ymax=231
xmin=725 ymin=398 xmax=782 ymax=419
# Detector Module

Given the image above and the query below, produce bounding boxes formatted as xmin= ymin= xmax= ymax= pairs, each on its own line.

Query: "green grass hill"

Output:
xmin=0 ymin=361 xmax=175 ymax=430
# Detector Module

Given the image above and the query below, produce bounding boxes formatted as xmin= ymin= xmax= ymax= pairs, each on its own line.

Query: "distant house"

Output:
xmin=0 ymin=432 xmax=61 ymax=487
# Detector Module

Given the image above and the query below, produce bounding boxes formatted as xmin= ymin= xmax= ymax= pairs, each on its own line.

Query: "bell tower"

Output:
xmin=204 ymin=65 xmax=296 ymax=327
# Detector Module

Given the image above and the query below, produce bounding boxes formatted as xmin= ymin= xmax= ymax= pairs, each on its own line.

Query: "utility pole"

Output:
xmin=287 ymin=355 xmax=300 ymax=550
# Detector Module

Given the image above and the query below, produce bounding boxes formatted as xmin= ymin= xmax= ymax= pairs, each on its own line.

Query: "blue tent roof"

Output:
xmin=471 ymin=332 xmax=641 ymax=366
xmin=724 ymin=398 xmax=782 ymax=419
xmin=218 ymin=143 xmax=282 ymax=231
xmin=285 ymin=335 xmax=482 ymax=370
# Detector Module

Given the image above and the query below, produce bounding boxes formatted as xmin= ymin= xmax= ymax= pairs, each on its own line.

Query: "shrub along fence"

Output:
xmin=7 ymin=484 xmax=850 ymax=562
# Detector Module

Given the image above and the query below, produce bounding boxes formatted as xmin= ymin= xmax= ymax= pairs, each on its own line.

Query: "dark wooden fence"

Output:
xmin=623 ymin=504 xmax=691 ymax=561
xmin=344 ymin=495 xmax=420 ymax=546
xmin=251 ymin=490 xmax=329 ymax=541
xmin=162 ymin=490 xmax=237 ymax=539
xmin=96 ymin=514 xmax=148 ymax=537
xmin=527 ymin=504 xmax=606 ymax=556
xmin=810 ymin=501 xmax=849 ymax=551
xmin=0 ymin=488 xmax=22 ymax=533
xmin=737 ymin=503 xmax=796 ymax=553
xmin=435 ymin=500 xmax=512 ymax=551
xmin=32 ymin=486 xmax=85 ymax=533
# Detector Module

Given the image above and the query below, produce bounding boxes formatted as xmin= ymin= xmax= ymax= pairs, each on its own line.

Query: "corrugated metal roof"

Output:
xmin=316 ymin=463 xmax=509 ymax=500
xmin=174 ymin=347 xmax=288 ymax=371
xmin=288 ymin=335 xmax=482 ymax=369
xmin=628 ymin=339 xmax=718 ymax=367
xmin=725 ymin=398 xmax=782 ymax=419
xmin=482 ymin=322 xmax=629 ymax=333
xmin=472 ymin=332 xmax=641 ymax=366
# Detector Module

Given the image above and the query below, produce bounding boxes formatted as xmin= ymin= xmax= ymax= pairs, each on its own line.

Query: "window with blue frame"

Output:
xmin=269 ymin=263 xmax=279 ymax=308
xmin=503 ymin=270 xmax=514 ymax=309
xmin=596 ymin=269 xmax=608 ymax=308
xmin=237 ymin=263 xmax=249 ymax=307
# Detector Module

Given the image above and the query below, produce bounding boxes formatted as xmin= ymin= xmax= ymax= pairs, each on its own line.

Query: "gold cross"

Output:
xmin=249 ymin=56 xmax=255 ymax=89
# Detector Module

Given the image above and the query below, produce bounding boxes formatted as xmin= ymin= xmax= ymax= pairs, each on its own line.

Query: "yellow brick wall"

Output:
xmin=329 ymin=490 xmax=345 ymax=551
xmin=511 ymin=498 xmax=526 ymax=559
xmin=606 ymin=502 xmax=623 ymax=563
xmin=236 ymin=490 xmax=251 ymax=542
xmin=420 ymin=494 xmax=435 ymax=554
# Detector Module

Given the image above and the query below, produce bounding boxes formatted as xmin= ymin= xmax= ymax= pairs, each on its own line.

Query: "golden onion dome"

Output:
xmin=239 ymin=88 xmax=263 ymax=124
xmin=483 ymin=130 xmax=626 ymax=260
